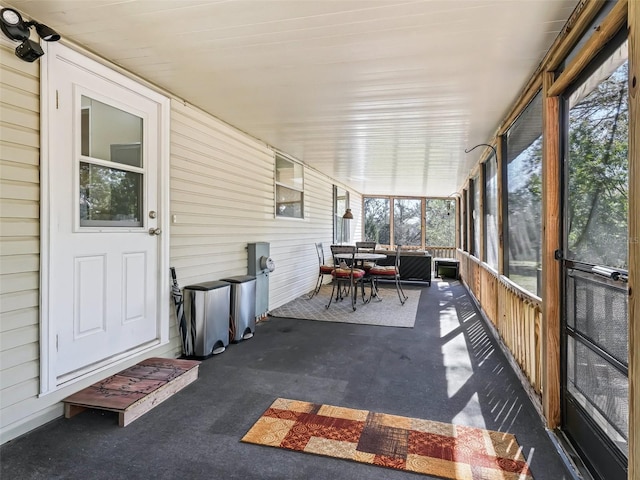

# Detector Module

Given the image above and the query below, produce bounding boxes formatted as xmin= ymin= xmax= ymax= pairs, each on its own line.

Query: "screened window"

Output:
xmin=484 ymin=156 xmax=498 ymax=269
xmin=425 ymin=199 xmax=456 ymax=247
xmin=471 ymin=176 xmax=481 ymax=258
xmin=364 ymin=197 xmax=456 ymax=250
xmin=505 ymin=91 xmax=543 ymax=295
xmin=394 ymin=198 xmax=422 ymax=247
xmin=364 ymin=197 xmax=390 ymax=245
xmin=462 ymin=189 xmax=468 ymax=251
xmin=275 ymin=154 xmax=304 ymax=218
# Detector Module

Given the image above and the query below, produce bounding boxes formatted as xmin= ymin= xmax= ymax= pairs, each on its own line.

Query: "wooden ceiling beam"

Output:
xmin=548 ymin=0 xmax=628 ymax=97
xmin=498 ymin=0 xmax=605 ymax=136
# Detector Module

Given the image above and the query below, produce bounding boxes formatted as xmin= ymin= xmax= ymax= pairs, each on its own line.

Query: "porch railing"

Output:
xmin=426 ymin=246 xmax=457 ymax=259
xmin=496 ymin=275 xmax=542 ymax=395
xmin=457 ymin=250 xmax=542 ymax=397
xmin=380 ymin=245 xmax=457 ymax=266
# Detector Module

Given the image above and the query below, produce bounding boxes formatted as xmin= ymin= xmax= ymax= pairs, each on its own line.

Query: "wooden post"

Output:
xmin=479 ymin=167 xmax=486 ymax=262
xmin=455 ymin=196 xmax=461 ymax=250
xmin=468 ymin=180 xmax=475 ymax=256
xmin=628 ymin=1 xmax=639 ymax=478
xmin=389 ymin=197 xmax=395 ymax=248
xmin=421 ymin=198 xmax=426 ymax=249
xmin=541 ymin=70 xmax=561 ymax=429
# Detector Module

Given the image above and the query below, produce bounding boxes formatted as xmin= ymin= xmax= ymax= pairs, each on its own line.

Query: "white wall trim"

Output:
xmin=39 ymin=40 xmax=54 ymax=395
xmin=158 ymin=93 xmax=171 ymax=344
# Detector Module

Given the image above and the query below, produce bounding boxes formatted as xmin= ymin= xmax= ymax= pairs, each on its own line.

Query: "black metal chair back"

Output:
xmin=327 ymin=245 xmax=365 ymax=310
xmin=310 ymin=242 xmax=332 ymax=298
xmin=330 ymin=244 xmax=355 ymax=267
xmin=369 ymin=243 xmax=408 ymax=305
xmin=355 ymin=241 xmax=377 ymax=253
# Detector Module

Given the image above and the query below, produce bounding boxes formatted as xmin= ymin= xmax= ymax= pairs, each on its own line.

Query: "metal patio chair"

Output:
xmin=327 ymin=245 xmax=366 ymax=311
xmin=369 ymin=244 xmax=408 ymax=305
xmin=310 ymin=242 xmax=334 ymax=299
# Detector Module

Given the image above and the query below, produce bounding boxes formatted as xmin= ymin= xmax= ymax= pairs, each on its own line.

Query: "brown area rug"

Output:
xmin=269 ymin=284 xmax=420 ymax=328
xmin=242 ymin=398 xmax=533 ymax=480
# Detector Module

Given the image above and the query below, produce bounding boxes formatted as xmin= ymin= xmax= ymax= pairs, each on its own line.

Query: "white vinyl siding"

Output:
xmin=0 ymin=45 xmax=360 ymax=444
xmin=0 ymin=43 xmax=180 ymax=445
xmin=0 ymin=38 xmax=42 ymax=441
xmin=169 ymin=100 xmax=358 ymax=346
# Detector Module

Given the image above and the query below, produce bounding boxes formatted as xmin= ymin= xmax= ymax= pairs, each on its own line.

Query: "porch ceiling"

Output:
xmin=6 ymin=0 xmax=578 ymax=197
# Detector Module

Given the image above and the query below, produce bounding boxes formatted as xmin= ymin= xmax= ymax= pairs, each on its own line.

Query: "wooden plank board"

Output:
xmin=63 ymin=357 xmax=200 ymax=426
xmin=548 ymin=0 xmax=628 ymax=97
xmin=541 ymin=71 xmax=561 ymax=429
xmin=120 ymin=367 xmax=199 ymax=427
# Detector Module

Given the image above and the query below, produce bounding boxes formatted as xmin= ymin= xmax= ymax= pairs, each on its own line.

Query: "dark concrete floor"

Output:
xmin=1 ymin=280 xmax=573 ymax=479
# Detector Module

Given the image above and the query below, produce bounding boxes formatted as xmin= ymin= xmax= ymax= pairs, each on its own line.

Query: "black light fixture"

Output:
xmin=0 ymin=8 xmax=60 ymax=62
xmin=445 ymin=192 xmax=460 ymax=216
xmin=32 ymin=22 xmax=60 ymax=42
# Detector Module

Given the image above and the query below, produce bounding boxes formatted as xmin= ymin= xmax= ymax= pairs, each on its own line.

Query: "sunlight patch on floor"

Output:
xmin=440 ymin=305 xmax=474 ymax=401
xmin=451 ymin=392 xmax=486 ymax=429
xmin=438 ymin=305 xmax=459 ymax=337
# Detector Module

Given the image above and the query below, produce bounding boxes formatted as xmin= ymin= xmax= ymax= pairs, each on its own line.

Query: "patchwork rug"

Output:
xmin=242 ymin=398 xmax=533 ymax=480
xmin=268 ymin=284 xmax=420 ymax=328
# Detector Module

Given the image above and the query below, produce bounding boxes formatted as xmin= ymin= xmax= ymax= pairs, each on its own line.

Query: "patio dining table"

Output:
xmin=333 ymin=252 xmax=388 ymax=305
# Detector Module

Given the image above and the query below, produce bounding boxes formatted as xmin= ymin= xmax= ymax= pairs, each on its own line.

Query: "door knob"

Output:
xmin=148 ymin=228 xmax=162 ymax=236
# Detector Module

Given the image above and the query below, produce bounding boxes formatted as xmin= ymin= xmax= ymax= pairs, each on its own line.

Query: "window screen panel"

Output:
xmin=505 ymin=91 xmax=543 ymax=295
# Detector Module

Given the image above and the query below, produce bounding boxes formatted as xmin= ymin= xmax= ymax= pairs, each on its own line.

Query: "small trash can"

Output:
xmin=220 ymin=275 xmax=256 ymax=342
xmin=183 ymin=280 xmax=231 ymax=358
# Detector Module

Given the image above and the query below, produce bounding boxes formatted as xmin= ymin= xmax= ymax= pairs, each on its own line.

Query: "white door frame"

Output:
xmin=39 ymin=42 xmax=171 ymax=395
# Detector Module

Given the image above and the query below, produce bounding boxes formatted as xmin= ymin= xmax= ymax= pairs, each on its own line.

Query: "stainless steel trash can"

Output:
xmin=220 ymin=275 xmax=256 ymax=342
xmin=183 ymin=280 xmax=231 ymax=358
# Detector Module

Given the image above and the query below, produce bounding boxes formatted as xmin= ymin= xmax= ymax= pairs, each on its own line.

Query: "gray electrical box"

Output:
xmin=247 ymin=242 xmax=274 ymax=319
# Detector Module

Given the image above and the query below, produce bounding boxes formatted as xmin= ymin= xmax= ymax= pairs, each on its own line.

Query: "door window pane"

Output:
xmin=364 ymin=198 xmax=390 ymax=246
xmin=567 ymin=53 xmax=628 ymax=269
xmin=80 ymin=162 xmax=143 ymax=227
xmin=394 ymin=198 xmax=421 ymax=247
xmin=81 ymin=96 xmax=143 ymax=167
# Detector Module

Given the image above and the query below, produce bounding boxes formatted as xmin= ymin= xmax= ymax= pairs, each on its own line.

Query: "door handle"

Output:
xmin=148 ymin=228 xmax=162 ymax=236
xmin=592 ymin=265 xmax=628 ymax=282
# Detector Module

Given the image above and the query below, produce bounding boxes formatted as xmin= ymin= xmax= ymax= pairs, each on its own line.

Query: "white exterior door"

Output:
xmin=44 ymin=45 xmax=168 ymax=386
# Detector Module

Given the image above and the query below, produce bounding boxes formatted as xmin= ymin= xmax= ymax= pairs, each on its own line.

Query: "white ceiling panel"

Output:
xmin=5 ymin=0 xmax=579 ymax=196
